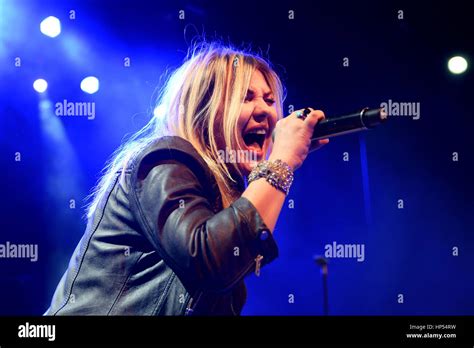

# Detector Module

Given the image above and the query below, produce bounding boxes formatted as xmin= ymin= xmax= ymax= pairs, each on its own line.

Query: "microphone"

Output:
xmin=272 ymin=107 xmax=388 ymax=141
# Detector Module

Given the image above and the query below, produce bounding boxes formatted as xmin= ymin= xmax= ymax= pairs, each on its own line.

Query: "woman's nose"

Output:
xmin=252 ymin=99 xmax=273 ymax=122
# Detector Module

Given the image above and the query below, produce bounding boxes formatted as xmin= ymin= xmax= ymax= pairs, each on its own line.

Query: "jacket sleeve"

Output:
xmin=128 ymin=153 xmax=279 ymax=294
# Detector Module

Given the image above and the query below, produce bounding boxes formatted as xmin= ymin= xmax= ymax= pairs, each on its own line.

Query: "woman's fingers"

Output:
xmin=290 ymin=107 xmax=328 ymax=153
xmin=304 ymin=108 xmax=325 ymax=129
xmin=309 ymin=138 xmax=330 ymax=153
xmin=270 ymin=107 xmax=329 ymax=170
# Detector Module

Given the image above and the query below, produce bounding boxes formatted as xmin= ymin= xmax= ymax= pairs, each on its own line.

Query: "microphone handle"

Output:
xmin=311 ymin=107 xmax=387 ymax=141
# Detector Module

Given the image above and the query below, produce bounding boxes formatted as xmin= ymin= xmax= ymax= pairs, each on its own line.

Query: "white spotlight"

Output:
xmin=33 ymin=79 xmax=48 ymax=93
xmin=40 ymin=16 xmax=61 ymax=38
xmin=80 ymin=76 xmax=99 ymax=94
xmin=448 ymin=56 xmax=468 ymax=75
xmin=153 ymin=105 xmax=166 ymax=119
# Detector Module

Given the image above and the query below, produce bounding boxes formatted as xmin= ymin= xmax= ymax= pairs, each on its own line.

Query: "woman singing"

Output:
xmin=45 ymin=42 xmax=329 ymax=315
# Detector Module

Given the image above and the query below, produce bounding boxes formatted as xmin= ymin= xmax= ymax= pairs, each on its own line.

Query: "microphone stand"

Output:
xmin=314 ymin=256 xmax=329 ymax=316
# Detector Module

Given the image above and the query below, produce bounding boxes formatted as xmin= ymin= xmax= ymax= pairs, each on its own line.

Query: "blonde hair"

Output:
xmin=87 ymin=42 xmax=285 ymax=217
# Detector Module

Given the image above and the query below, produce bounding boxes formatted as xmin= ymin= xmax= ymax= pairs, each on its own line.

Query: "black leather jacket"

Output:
xmin=45 ymin=136 xmax=279 ymax=315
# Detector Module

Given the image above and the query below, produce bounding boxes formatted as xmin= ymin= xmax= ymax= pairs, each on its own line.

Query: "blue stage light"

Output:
xmin=33 ymin=79 xmax=48 ymax=93
xmin=40 ymin=16 xmax=61 ymax=38
xmin=80 ymin=76 xmax=99 ymax=94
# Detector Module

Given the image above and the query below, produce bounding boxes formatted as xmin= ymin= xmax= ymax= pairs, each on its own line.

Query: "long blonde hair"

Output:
xmin=87 ymin=42 xmax=285 ymax=217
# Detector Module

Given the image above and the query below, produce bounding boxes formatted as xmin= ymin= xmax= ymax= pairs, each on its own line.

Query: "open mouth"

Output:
xmin=242 ymin=128 xmax=267 ymax=154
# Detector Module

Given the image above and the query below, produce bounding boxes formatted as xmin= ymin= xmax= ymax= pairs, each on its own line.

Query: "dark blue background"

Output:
xmin=1 ymin=0 xmax=472 ymax=315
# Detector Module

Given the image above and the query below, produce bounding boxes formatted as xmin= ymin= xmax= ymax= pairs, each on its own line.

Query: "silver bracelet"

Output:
xmin=248 ymin=159 xmax=294 ymax=195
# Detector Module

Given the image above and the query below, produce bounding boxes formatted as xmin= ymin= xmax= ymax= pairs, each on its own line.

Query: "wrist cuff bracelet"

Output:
xmin=248 ymin=159 xmax=294 ymax=195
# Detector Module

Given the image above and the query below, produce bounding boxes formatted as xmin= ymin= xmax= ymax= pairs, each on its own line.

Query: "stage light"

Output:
xmin=33 ymin=79 xmax=48 ymax=93
xmin=448 ymin=56 xmax=468 ymax=75
xmin=80 ymin=76 xmax=99 ymax=94
xmin=40 ymin=16 xmax=61 ymax=38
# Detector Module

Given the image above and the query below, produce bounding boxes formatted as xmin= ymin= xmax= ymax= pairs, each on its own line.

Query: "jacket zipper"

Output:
xmin=254 ymin=254 xmax=264 ymax=277
xmin=184 ymin=290 xmax=202 ymax=316
xmin=184 ymin=255 xmax=264 ymax=315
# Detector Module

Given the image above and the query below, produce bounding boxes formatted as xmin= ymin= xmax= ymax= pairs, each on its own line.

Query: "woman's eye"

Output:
xmin=266 ymin=98 xmax=276 ymax=105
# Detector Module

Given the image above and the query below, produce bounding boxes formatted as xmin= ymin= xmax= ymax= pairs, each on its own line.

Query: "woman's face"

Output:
xmin=236 ymin=69 xmax=278 ymax=175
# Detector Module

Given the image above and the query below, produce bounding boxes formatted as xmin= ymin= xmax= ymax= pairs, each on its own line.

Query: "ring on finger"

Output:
xmin=296 ymin=108 xmax=311 ymax=120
